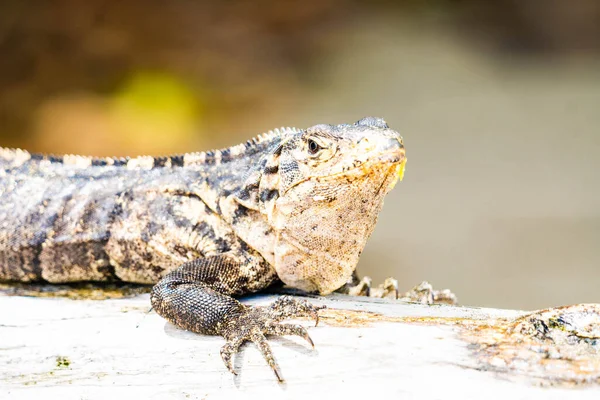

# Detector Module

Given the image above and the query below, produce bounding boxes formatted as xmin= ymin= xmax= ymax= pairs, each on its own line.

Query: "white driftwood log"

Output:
xmin=1 ymin=292 xmax=599 ymax=399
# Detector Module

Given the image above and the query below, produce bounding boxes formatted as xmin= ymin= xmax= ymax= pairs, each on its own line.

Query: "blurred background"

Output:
xmin=1 ymin=0 xmax=599 ymax=309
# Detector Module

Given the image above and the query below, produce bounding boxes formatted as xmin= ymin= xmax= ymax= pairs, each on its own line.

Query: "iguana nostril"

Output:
xmin=358 ymin=138 xmax=373 ymax=151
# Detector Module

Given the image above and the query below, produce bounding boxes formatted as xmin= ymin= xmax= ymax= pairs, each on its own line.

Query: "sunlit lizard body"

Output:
xmin=0 ymin=117 xmax=411 ymax=380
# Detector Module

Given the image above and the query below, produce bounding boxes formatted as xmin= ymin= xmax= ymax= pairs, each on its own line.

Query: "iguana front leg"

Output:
xmin=150 ymin=253 xmax=323 ymax=381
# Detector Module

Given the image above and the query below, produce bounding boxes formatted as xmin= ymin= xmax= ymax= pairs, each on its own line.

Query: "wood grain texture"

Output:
xmin=1 ymin=292 xmax=599 ymax=399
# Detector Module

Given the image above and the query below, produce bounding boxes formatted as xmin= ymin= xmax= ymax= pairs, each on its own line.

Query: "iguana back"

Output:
xmin=0 ymin=130 xmax=287 ymax=283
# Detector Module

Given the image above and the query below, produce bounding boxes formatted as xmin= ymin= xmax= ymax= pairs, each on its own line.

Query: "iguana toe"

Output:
xmin=219 ymin=297 xmax=324 ymax=381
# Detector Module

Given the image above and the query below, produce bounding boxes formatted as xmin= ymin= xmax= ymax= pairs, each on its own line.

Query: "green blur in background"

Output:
xmin=1 ymin=0 xmax=599 ymax=309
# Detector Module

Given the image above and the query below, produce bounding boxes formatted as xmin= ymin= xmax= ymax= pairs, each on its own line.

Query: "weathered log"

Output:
xmin=1 ymin=288 xmax=599 ymax=399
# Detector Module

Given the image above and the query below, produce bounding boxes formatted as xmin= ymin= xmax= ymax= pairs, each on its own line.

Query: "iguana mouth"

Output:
xmin=321 ymin=150 xmax=406 ymax=181
xmin=280 ymin=150 xmax=406 ymax=195
xmin=375 ymin=151 xmax=405 ymax=164
xmin=341 ymin=135 xmax=405 ymax=177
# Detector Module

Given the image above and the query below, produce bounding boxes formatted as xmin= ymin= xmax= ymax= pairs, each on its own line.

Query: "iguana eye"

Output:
xmin=307 ymin=139 xmax=321 ymax=155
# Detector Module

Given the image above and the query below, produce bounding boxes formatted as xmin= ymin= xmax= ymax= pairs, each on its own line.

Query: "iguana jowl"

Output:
xmin=0 ymin=117 xmax=406 ymax=380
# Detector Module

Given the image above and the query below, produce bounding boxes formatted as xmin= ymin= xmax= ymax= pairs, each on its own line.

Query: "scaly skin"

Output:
xmin=0 ymin=117 xmax=406 ymax=380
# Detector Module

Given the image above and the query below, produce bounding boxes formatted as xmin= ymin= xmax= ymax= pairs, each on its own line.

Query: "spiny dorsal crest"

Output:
xmin=0 ymin=126 xmax=302 ymax=170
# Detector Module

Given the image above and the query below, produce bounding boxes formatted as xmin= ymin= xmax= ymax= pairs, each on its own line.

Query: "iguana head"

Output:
xmin=262 ymin=117 xmax=406 ymax=294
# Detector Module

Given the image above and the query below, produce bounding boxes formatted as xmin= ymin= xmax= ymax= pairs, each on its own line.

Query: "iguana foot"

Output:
xmin=400 ymin=281 xmax=457 ymax=305
xmin=343 ymin=277 xmax=458 ymax=305
xmin=219 ymin=296 xmax=324 ymax=381
xmin=370 ymin=277 xmax=400 ymax=299
xmin=346 ymin=276 xmax=399 ymax=298
xmin=346 ymin=276 xmax=372 ymax=296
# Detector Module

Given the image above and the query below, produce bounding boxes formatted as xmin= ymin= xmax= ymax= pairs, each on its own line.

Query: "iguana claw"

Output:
xmin=342 ymin=276 xmax=458 ymax=305
xmin=219 ymin=296 xmax=324 ymax=381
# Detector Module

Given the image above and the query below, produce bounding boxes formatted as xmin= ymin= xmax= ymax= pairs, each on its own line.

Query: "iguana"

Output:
xmin=0 ymin=117 xmax=448 ymax=380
